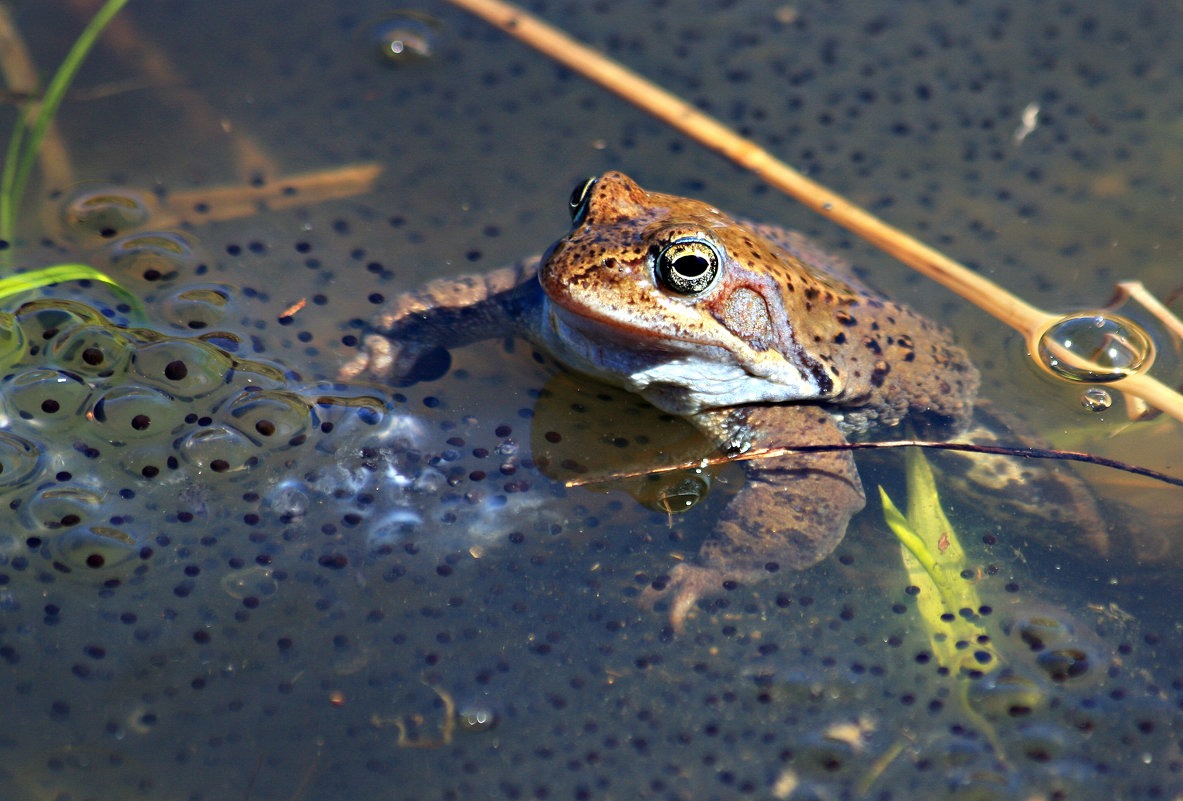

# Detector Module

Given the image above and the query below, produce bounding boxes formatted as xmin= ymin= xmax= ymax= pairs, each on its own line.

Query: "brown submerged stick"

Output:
xmin=66 ymin=0 xmax=280 ymax=181
xmin=442 ymin=0 xmax=1183 ymax=426
xmin=153 ymin=163 xmax=384 ymax=226
xmin=0 ymin=5 xmax=73 ymax=189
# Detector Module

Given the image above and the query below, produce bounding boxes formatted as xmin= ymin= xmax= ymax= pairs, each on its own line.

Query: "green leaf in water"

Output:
xmin=879 ymin=446 xmax=999 ymax=675
xmin=877 ymin=447 xmax=1013 ymax=772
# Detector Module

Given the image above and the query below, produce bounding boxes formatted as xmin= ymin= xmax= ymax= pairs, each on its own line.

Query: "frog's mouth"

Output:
xmin=540 ymin=300 xmax=829 ymax=414
xmin=543 ymin=300 xmax=706 ymax=373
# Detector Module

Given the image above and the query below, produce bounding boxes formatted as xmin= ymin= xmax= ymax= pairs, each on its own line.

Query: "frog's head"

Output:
xmin=538 ymin=172 xmax=847 ymax=414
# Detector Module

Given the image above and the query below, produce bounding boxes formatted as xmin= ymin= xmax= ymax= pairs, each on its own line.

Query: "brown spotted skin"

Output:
xmin=648 ymin=403 xmax=866 ymax=629
xmin=541 ymin=173 xmax=977 ymax=434
xmin=347 ymin=172 xmax=981 ymax=630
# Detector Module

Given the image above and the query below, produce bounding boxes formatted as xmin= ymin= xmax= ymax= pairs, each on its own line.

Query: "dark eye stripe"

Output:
xmin=568 ymin=177 xmax=597 ymax=225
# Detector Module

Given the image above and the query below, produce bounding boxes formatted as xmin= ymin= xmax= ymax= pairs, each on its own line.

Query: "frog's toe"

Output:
xmin=340 ymin=335 xmax=452 ymax=385
xmin=339 ymin=333 xmax=395 ymax=380
xmin=641 ymin=562 xmax=725 ymax=632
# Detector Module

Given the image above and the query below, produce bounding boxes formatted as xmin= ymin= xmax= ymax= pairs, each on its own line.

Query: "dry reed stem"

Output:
xmin=442 ymin=0 xmax=1183 ymax=426
xmin=0 ymin=4 xmax=73 ymax=189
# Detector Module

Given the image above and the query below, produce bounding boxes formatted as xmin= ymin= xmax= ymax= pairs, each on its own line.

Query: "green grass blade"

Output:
xmin=0 ymin=100 xmax=27 ymax=244
xmin=0 ymin=262 xmax=144 ymax=318
xmin=0 ymin=0 xmax=132 ymax=242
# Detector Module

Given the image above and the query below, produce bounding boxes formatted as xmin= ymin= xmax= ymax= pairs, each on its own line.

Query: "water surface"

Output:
xmin=2 ymin=1 xmax=1181 ymax=798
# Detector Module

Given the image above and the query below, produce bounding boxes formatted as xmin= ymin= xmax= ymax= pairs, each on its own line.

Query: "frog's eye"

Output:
xmin=656 ymin=238 xmax=721 ymax=295
xmin=568 ymin=177 xmax=597 ymax=224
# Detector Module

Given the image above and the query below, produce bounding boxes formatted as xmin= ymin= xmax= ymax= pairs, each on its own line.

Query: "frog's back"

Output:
xmin=745 ymin=223 xmax=877 ymax=298
xmin=748 ymin=223 xmax=979 ymax=438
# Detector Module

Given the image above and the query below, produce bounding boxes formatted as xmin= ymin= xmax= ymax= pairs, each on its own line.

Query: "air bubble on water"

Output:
xmin=1079 ymin=387 xmax=1112 ymax=412
xmin=1036 ymin=312 xmax=1154 ymax=383
xmin=457 ymin=705 xmax=497 ymax=733
xmin=361 ymin=11 xmax=441 ymax=63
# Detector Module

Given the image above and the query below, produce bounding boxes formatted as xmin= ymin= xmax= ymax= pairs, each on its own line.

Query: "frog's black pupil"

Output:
xmin=569 ymin=177 xmax=597 ymax=223
xmin=672 ymin=254 xmax=709 ymax=278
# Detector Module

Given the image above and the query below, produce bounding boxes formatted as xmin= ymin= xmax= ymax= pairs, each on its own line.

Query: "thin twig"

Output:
xmin=1110 ymin=281 xmax=1183 ymax=344
xmin=564 ymin=439 xmax=1183 ymax=491
xmin=440 ymin=0 xmax=1183 ymax=425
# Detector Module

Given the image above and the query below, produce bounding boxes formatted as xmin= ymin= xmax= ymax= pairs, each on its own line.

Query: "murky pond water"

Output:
xmin=2 ymin=1 xmax=1182 ymax=799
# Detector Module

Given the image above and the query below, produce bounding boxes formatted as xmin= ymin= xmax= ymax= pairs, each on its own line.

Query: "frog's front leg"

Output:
xmin=340 ymin=256 xmax=543 ymax=382
xmin=651 ymin=404 xmax=865 ymax=630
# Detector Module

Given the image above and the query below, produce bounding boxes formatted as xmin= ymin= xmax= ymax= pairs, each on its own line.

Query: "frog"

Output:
xmin=341 ymin=171 xmax=981 ymax=629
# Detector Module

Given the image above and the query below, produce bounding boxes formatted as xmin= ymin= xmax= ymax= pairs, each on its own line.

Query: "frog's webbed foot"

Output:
xmin=338 ymin=259 xmax=542 ymax=384
xmin=646 ymin=406 xmax=866 ymax=631
xmin=939 ymin=400 xmax=1109 ymax=555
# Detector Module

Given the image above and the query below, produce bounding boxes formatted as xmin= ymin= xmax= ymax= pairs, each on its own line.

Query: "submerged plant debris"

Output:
xmin=0 ymin=1 xmax=1181 ymax=799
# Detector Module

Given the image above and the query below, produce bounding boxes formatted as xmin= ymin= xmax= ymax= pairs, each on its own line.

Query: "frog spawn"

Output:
xmin=3 ymin=248 xmax=1176 ymax=797
xmin=2 ymin=244 xmax=1176 ymax=800
xmin=1 ymin=301 xmax=270 ymax=572
xmin=0 ymin=298 xmax=556 ymax=581
xmin=0 ymin=301 xmax=612 ymax=799
xmin=3 ymin=338 xmax=1180 ymax=797
xmin=7 ymin=1 xmax=1183 ymax=797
